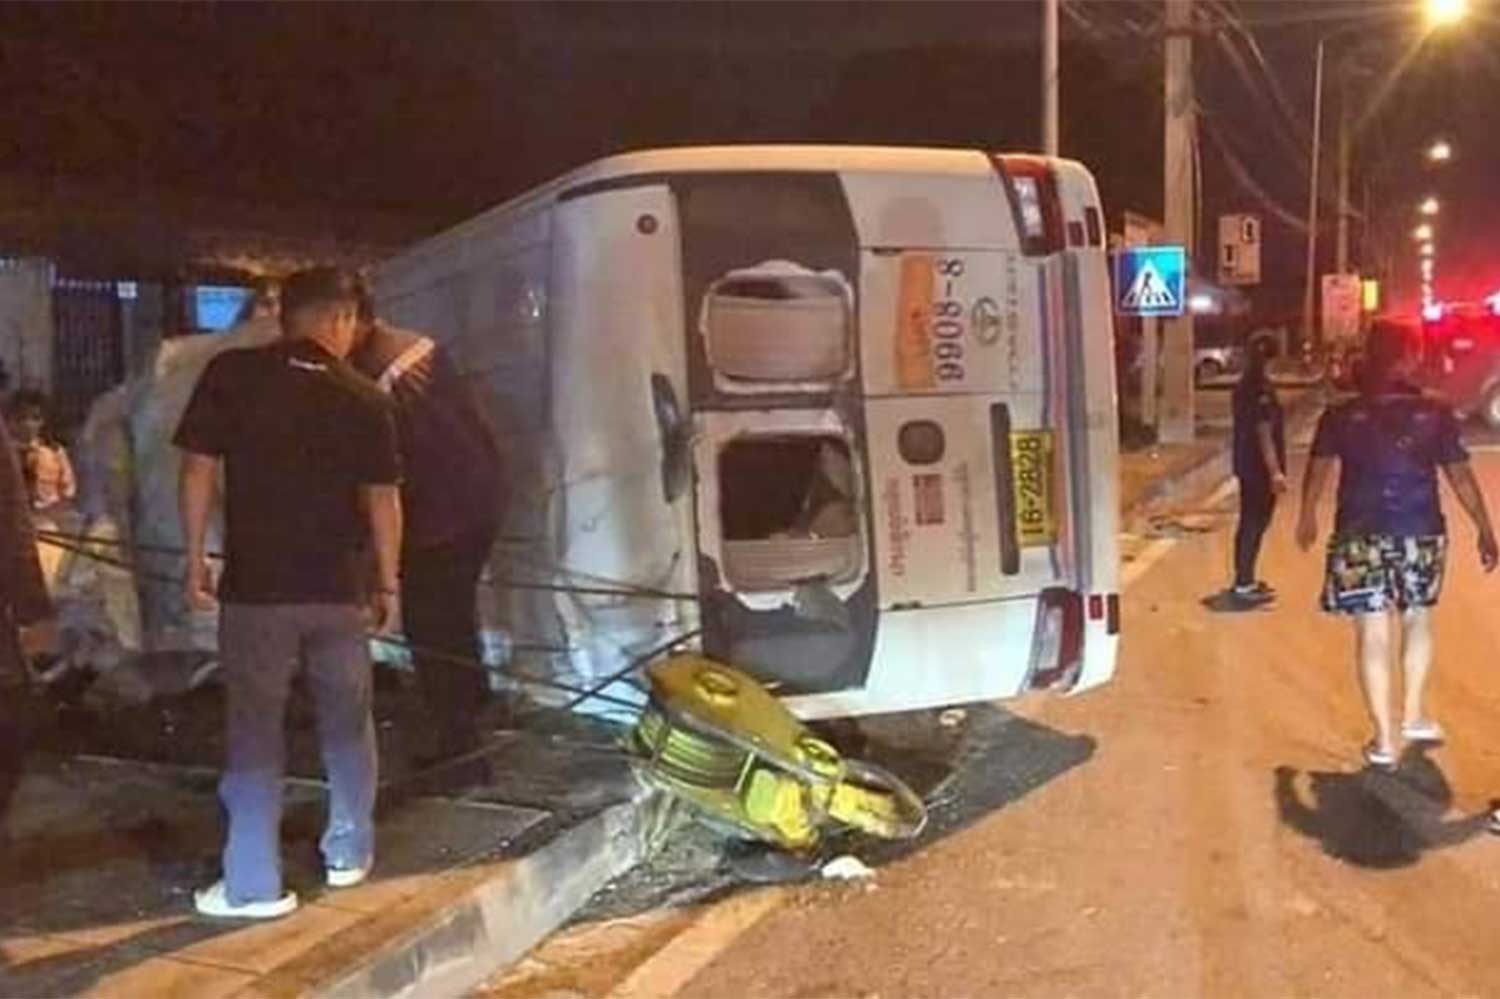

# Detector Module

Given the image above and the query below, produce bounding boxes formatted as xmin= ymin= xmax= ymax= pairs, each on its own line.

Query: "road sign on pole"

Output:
xmin=1217 ymin=213 xmax=1261 ymax=285
xmin=1321 ymin=273 xmax=1362 ymax=346
xmin=1115 ymin=246 xmax=1187 ymax=318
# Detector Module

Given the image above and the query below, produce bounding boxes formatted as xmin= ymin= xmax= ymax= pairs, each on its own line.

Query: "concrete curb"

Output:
xmin=1122 ymin=387 xmax=1327 ymax=532
xmin=242 ymin=788 xmax=668 ymax=999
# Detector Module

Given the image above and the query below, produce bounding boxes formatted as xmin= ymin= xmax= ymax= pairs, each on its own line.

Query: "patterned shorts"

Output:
xmin=1322 ymin=534 xmax=1448 ymax=615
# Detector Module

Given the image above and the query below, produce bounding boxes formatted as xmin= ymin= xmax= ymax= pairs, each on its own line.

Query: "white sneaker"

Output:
xmin=326 ymin=862 xmax=372 ymax=889
xmin=194 ymin=881 xmax=299 ymax=920
xmin=1362 ymin=741 xmax=1397 ymax=771
xmin=1402 ymin=719 xmax=1445 ymax=744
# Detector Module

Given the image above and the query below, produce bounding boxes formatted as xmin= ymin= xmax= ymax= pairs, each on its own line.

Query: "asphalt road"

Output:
xmin=490 ymin=449 xmax=1500 ymax=999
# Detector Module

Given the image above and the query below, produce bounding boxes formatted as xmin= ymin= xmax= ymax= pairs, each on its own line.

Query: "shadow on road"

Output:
xmin=835 ymin=706 xmax=1096 ymax=868
xmin=1200 ymin=591 xmax=1277 ymax=614
xmin=1274 ymin=745 xmax=1489 ymax=869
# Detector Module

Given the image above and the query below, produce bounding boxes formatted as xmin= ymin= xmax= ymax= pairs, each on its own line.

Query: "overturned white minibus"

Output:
xmin=374 ymin=146 xmax=1120 ymax=719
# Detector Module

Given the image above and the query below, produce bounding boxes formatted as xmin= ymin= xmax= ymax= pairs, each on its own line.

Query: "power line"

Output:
xmin=1208 ymin=0 xmax=1314 ymax=146
xmin=1207 ymin=24 xmax=1312 ymax=176
xmin=1200 ymin=114 xmax=1312 ymax=233
xmin=1212 ymin=2 xmax=1411 ymax=32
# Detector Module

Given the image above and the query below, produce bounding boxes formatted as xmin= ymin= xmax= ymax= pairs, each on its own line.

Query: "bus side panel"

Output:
xmin=1066 ymin=246 xmax=1121 ymax=693
xmin=1055 ymin=164 xmax=1121 ymax=693
xmin=373 ymin=205 xmax=559 ymax=675
xmin=548 ymin=186 xmax=699 ymax=700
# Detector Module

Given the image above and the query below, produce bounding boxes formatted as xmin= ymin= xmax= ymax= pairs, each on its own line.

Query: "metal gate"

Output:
xmin=51 ymin=278 xmax=124 ymax=435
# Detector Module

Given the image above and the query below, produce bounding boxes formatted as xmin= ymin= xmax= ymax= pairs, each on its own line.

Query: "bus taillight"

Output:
xmin=1088 ymin=592 xmax=1121 ymax=636
xmin=990 ymin=154 xmax=1065 ymax=257
xmin=1028 ymin=587 xmax=1084 ymax=690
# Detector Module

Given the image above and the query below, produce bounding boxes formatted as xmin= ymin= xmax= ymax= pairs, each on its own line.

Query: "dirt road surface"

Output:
xmin=484 ymin=447 xmax=1500 ymax=999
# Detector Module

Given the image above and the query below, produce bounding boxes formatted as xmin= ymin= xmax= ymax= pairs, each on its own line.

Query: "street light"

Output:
xmin=1420 ymin=196 xmax=1441 ymax=216
xmin=1425 ymin=0 xmax=1470 ymax=29
xmin=1302 ymin=3 xmax=1466 ymax=352
xmin=1420 ymin=242 xmax=1435 ymax=258
xmin=1414 ymin=223 xmax=1434 ymax=241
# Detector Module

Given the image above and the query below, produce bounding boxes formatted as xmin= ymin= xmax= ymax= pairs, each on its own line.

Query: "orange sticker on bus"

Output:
xmin=895 ymin=254 xmax=937 ymax=390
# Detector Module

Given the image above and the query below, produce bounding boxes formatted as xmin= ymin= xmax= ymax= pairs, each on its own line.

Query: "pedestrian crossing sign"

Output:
xmin=1115 ymin=246 xmax=1187 ymax=317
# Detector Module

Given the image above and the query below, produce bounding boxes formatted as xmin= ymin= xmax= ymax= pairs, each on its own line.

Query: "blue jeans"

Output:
xmin=218 ymin=603 xmax=377 ymax=903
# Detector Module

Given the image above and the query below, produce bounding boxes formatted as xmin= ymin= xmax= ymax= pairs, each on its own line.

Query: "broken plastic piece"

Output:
xmin=821 ymin=855 xmax=876 ymax=881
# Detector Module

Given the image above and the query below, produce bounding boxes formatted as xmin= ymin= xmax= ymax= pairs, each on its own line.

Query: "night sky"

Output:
xmin=3 ymin=0 xmax=1497 ymax=310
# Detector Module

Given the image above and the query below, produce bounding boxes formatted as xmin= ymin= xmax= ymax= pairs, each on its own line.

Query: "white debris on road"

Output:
xmin=821 ymin=855 xmax=876 ymax=881
xmin=938 ymin=708 xmax=968 ymax=728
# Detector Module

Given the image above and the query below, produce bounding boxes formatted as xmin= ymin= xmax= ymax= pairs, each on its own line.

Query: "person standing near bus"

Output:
xmin=176 ymin=267 xmax=403 ymax=918
xmin=0 ymin=408 xmax=56 ymax=832
xmin=1229 ymin=334 xmax=1287 ymax=605
xmin=349 ymin=286 xmax=505 ymax=764
xmin=1296 ymin=321 xmax=1498 ymax=769
xmin=8 ymin=391 xmax=76 ymax=513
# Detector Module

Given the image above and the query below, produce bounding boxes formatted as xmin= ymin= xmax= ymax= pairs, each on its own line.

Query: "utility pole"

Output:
xmin=1301 ymin=40 xmax=1325 ymax=353
xmin=1335 ymin=60 xmax=1352 ymax=275
xmin=1159 ymin=0 xmax=1195 ymax=444
xmin=1043 ymin=0 xmax=1060 ymax=156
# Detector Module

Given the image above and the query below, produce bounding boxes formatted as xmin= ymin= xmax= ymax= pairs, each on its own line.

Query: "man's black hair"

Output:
xmin=1362 ymin=320 xmax=1413 ymax=392
xmin=279 ymin=267 xmax=360 ymax=320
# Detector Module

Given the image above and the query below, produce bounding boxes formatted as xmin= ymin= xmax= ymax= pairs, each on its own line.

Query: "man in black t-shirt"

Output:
xmin=1229 ymin=334 xmax=1287 ymax=604
xmin=349 ymin=292 xmax=505 ymax=761
xmin=175 ymin=268 xmax=403 ymax=920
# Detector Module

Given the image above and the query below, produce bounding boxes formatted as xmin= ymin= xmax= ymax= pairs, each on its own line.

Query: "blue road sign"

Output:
xmin=1115 ymin=246 xmax=1187 ymax=317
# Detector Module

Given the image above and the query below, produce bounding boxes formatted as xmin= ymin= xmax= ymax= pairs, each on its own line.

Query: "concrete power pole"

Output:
xmin=1302 ymin=40 xmax=1326 ymax=353
xmin=1335 ymin=61 xmax=1352 ymax=276
xmin=1159 ymin=0 xmax=1196 ymax=444
xmin=1043 ymin=0 xmax=1060 ymax=156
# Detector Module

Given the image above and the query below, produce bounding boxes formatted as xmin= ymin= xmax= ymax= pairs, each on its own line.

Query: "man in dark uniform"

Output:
xmin=176 ymin=268 xmax=403 ymax=919
xmin=0 ymin=410 xmax=55 ymax=832
xmin=349 ymin=289 xmax=505 ymax=762
xmin=1297 ymin=321 xmax=1497 ymax=770
xmin=1229 ymin=333 xmax=1287 ymax=604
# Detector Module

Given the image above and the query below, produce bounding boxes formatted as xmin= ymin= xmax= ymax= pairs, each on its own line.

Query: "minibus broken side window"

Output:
xmin=717 ymin=434 xmax=862 ymax=591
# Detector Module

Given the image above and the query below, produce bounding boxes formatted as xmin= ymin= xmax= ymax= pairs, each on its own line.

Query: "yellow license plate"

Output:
xmin=1009 ymin=431 xmax=1056 ymax=547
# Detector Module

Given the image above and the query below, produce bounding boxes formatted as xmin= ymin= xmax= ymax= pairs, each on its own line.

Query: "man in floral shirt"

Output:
xmin=1297 ymin=322 xmax=1497 ymax=770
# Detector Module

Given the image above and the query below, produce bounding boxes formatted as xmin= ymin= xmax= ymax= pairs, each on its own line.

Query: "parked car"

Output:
xmin=1194 ymin=343 xmax=1242 ymax=385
